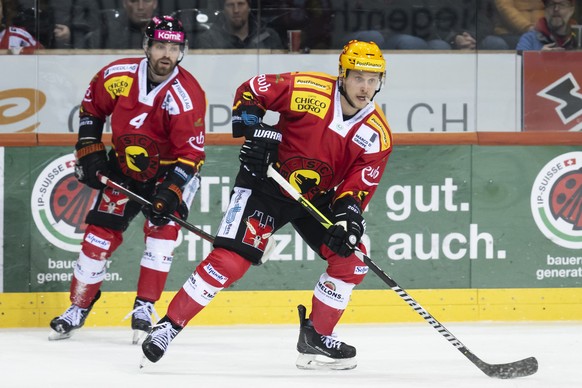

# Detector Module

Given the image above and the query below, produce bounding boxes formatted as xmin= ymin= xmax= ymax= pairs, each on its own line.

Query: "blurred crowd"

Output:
xmin=0 ymin=0 xmax=580 ymax=52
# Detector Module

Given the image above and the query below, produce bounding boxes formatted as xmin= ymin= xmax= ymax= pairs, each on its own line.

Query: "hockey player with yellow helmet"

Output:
xmin=141 ymin=40 xmax=393 ymax=371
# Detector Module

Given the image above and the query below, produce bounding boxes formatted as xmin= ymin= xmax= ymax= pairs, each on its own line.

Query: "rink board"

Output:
xmin=1 ymin=288 xmax=581 ymax=328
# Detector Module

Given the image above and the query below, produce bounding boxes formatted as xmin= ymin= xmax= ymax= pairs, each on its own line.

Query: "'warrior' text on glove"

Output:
xmin=239 ymin=123 xmax=282 ymax=179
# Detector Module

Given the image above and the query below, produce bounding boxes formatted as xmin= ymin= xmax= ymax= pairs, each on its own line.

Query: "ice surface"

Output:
xmin=1 ymin=321 xmax=579 ymax=388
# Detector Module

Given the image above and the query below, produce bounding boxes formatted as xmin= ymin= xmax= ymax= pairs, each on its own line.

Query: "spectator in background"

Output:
xmin=13 ymin=0 xmax=76 ymax=48
xmin=52 ymin=4 xmax=70 ymax=47
xmin=194 ymin=0 xmax=283 ymax=49
xmin=343 ymin=1 xmax=448 ymax=50
xmin=85 ymin=0 xmax=158 ymax=49
xmin=63 ymin=0 xmax=100 ymax=48
xmin=12 ymin=0 xmax=56 ymax=47
xmin=302 ymin=0 xmax=334 ymax=49
xmin=0 ymin=0 xmax=43 ymax=53
xmin=260 ymin=0 xmax=335 ymax=50
xmin=492 ymin=0 xmax=545 ymax=49
xmin=429 ymin=0 xmax=509 ymax=50
xmin=517 ymin=0 xmax=577 ymax=50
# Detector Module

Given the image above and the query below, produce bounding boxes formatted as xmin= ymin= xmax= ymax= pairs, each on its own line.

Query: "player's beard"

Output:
xmin=149 ymin=57 xmax=177 ymax=78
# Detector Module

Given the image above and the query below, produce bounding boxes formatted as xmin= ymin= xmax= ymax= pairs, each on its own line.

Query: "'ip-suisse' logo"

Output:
xmin=31 ymin=154 xmax=97 ymax=252
xmin=531 ymin=152 xmax=582 ymax=249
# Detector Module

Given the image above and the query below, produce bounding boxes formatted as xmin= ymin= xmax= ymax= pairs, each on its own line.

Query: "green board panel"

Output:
xmin=3 ymin=144 xmax=582 ymax=293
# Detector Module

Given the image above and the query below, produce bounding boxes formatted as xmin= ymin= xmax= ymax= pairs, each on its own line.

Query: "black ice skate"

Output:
xmin=125 ymin=297 xmax=159 ymax=345
xmin=140 ymin=316 xmax=182 ymax=367
xmin=296 ymin=304 xmax=357 ymax=370
xmin=48 ymin=290 xmax=101 ymax=341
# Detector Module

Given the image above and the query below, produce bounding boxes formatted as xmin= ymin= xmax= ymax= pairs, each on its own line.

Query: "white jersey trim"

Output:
xmin=328 ymin=86 xmax=375 ymax=137
xmin=137 ymin=58 xmax=179 ymax=106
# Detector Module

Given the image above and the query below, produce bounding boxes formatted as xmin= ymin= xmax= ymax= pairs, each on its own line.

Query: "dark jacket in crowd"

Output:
xmin=427 ymin=0 xmax=497 ymax=45
xmin=194 ymin=12 xmax=283 ymax=49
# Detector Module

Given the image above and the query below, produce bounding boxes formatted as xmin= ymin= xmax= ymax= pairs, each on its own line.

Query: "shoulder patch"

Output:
xmin=366 ymin=114 xmax=391 ymax=151
xmin=172 ymin=79 xmax=193 ymax=112
xmin=104 ymin=64 xmax=139 ymax=78
xmin=290 ymin=91 xmax=331 ymax=119
xmin=162 ymin=91 xmax=180 ymax=115
xmin=294 ymin=76 xmax=333 ymax=95
xmin=103 ymin=75 xmax=133 ymax=99
xmin=353 ymin=125 xmax=380 ymax=153
xmin=302 ymin=72 xmax=336 ymax=82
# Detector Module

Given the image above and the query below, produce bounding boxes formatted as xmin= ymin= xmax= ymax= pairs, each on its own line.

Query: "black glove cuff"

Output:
xmin=166 ymin=162 xmax=195 ymax=191
xmin=78 ymin=114 xmax=104 ymax=140
xmin=332 ymin=196 xmax=362 ymax=219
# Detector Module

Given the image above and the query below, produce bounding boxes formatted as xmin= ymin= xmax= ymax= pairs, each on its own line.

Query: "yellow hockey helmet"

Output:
xmin=339 ymin=40 xmax=386 ymax=79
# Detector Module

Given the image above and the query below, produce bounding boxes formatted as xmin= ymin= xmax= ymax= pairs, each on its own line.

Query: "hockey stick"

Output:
xmin=266 ymin=165 xmax=538 ymax=379
xmin=96 ymin=173 xmax=215 ymax=243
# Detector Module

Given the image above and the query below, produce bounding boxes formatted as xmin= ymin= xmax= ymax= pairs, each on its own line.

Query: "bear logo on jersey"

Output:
xmin=278 ymin=157 xmax=333 ymax=201
xmin=116 ymin=134 xmax=160 ymax=181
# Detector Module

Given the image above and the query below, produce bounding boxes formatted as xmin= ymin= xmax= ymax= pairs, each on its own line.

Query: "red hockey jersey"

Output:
xmin=0 ymin=26 xmax=43 ymax=53
xmin=81 ymin=57 xmax=206 ymax=182
xmin=233 ymin=72 xmax=392 ymax=209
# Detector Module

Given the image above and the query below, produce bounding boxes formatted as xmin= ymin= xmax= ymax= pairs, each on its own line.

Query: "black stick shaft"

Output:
xmin=96 ymin=173 xmax=215 ymax=243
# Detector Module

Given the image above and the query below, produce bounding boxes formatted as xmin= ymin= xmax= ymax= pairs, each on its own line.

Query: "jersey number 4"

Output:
xmin=129 ymin=112 xmax=149 ymax=129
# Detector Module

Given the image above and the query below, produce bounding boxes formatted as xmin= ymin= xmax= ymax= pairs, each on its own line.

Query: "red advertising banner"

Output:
xmin=523 ymin=51 xmax=582 ymax=132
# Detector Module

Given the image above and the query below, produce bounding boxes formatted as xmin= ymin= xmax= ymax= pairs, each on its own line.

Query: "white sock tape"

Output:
xmin=73 ymin=251 xmax=107 ymax=284
xmin=313 ymin=273 xmax=355 ymax=310
xmin=183 ymin=272 xmax=223 ymax=306
xmin=140 ymin=237 xmax=175 ymax=272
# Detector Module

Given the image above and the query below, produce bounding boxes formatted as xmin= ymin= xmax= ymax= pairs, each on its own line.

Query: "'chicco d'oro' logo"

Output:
xmin=531 ymin=152 xmax=582 ymax=249
xmin=31 ymin=154 xmax=97 ymax=252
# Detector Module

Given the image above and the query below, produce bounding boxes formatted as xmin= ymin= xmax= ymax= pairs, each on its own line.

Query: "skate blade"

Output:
xmin=132 ymin=329 xmax=148 ymax=345
xmin=48 ymin=329 xmax=73 ymax=341
xmin=139 ymin=355 xmax=153 ymax=370
xmin=296 ymin=353 xmax=357 ymax=370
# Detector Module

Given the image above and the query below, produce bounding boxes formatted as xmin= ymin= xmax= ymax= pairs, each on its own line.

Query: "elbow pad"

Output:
xmin=232 ymin=90 xmax=266 ymax=138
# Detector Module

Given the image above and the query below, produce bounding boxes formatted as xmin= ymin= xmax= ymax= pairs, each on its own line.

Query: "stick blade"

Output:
xmin=484 ymin=357 xmax=538 ymax=379
xmin=469 ymin=353 xmax=538 ymax=379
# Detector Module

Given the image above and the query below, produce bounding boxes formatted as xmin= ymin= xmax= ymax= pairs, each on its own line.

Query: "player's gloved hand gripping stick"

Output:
xmin=266 ymin=164 xmax=538 ymax=379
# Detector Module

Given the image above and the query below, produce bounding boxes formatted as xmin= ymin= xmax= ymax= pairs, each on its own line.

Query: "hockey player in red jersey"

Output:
xmin=141 ymin=40 xmax=392 ymax=370
xmin=0 ymin=0 xmax=43 ymax=54
xmin=49 ymin=16 xmax=207 ymax=344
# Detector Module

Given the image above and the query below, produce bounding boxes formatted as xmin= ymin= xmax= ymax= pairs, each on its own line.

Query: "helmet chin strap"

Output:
xmin=338 ymin=77 xmax=359 ymax=110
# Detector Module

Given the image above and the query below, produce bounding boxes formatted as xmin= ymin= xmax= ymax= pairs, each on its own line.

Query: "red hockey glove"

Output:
xmin=239 ymin=123 xmax=282 ymax=179
xmin=74 ymin=138 xmax=108 ymax=190
xmin=323 ymin=196 xmax=366 ymax=257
